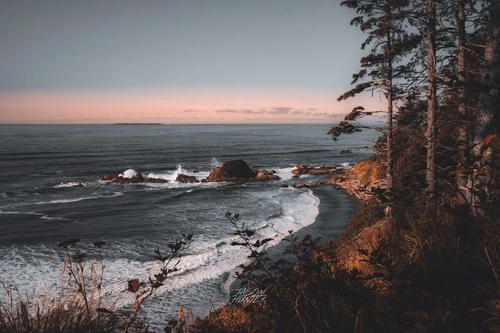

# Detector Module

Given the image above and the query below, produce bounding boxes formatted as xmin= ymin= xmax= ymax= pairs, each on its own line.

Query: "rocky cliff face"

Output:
xmin=329 ymin=156 xmax=386 ymax=201
xmin=345 ymin=155 xmax=384 ymax=186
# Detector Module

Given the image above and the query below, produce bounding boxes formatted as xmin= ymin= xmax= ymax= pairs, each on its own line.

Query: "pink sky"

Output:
xmin=0 ymin=87 xmax=386 ymax=124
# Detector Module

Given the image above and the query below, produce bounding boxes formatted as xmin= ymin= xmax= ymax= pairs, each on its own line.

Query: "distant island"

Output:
xmin=114 ymin=123 xmax=163 ymax=125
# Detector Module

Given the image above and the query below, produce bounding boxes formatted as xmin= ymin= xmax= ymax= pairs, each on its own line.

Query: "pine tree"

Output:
xmin=425 ymin=0 xmax=438 ymax=196
xmin=470 ymin=0 xmax=500 ymax=211
xmin=336 ymin=0 xmax=420 ymax=207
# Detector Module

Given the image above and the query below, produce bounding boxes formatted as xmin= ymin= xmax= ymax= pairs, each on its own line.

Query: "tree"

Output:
xmin=470 ymin=0 xmax=500 ymax=212
xmin=425 ymin=0 xmax=438 ymax=196
xmin=336 ymin=0 xmax=420 ymax=208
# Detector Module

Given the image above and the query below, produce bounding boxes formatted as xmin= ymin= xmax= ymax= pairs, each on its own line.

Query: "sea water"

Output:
xmin=0 ymin=123 xmax=378 ymax=327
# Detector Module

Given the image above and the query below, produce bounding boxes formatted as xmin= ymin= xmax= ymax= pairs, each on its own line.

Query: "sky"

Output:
xmin=0 ymin=0 xmax=385 ymax=124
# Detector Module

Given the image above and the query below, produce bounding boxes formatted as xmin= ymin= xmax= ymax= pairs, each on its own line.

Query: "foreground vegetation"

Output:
xmin=2 ymin=0 xmax=500 ymax=332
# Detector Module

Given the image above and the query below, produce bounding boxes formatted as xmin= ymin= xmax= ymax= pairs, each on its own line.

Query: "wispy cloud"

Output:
xmin=183 ymin=109 xmax=205 ymax=113
xmin=312 ymin=112 xmax=338 ymax=118
xmin=216 ymin=108 xmax=266 ymax=114
xmin=215 ymin=106 xmax=318 ymax=116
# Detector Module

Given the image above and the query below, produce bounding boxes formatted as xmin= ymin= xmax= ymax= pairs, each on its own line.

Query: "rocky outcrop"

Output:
xmin=293 ymin=164 xmax=342 ymax=177
xmin=113 ymin=169 xmax=145 ymax=184
xmin=308 ymin=166 xmax=338 ymax=175
xmin=328 ymin=156 xmax=386 ymax=200
xmin=176 ymin=174 xmax=199 ymax=183
xmin=292 ymin=164 xmax=310 ymax=176
xmin=102 ymin=169 xmax=169 ymax=184
xmin=345 ymin=155 xmax=384 ymax=186
xmin=293 ymin=182 xmax=318 ymax=189
xmin=207 ymin=160 xmax=279 ymax=182
xmin=207 ymin=160 xmax=255 ymax=182
xmin=146 ymin=177 xmax=169 ymax=184
xmin=102 ymin=172 xmax=120 ymax=181
xmin=255 ymin=170 xmax=280 ymax=181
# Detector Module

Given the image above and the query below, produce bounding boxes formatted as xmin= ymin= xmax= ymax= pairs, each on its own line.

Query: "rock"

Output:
xmin=255 ymin=170 xmax=280 ymax=181
xmin=201 ymin=179 xmax=208 ymax=183
xmin=112 ymin=169 xmax=144 ymax=184
xmin=207 ymin=160 xmax=256 ymax=182
xmin=281 ymin=184 xmax=289 ymax=188
xmin=292 ymin=164 xmax=309 ymax=175
xmin=345 ymin=156 xmax=384 ymax=186
xmin=340 ymin=149 xmax=352 ymax=155
xmin=146 ymin=178 xmax=169 ymax=184
xmin=102 ymin=172 xmax=119 ymax=181
xmin=293 ymin=182 xmax=317 ymax=189
xmin=176 ymin=174 xmax=199 ymax=183
xmin=308 ymin=166 xmax=336 ymax=175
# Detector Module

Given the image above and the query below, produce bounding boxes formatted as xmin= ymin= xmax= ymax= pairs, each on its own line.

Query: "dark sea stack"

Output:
xmin=176 ymin=174 xmax=199 ymax=183
xmin=207 ymin=160 xmax=255 ymax=182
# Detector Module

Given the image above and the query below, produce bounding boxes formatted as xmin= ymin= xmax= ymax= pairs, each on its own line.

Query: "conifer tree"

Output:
xmin=336 ymin=0 xmax=420 ymax=206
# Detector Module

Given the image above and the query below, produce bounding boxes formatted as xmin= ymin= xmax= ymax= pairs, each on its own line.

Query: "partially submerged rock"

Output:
xmin=102 ymin=172 xmax=120 ymax=181
xmin=292 ymin=164 xmax=310 ymax=176
xmin=113 ymin=169 xmax=145 ymax=184
xmin=255 ymin=170 xmax=280 ymax=181
xmin=146 ymin=177 xmax=169 ymax=184
xmin=176 ymin=174 xmax=199 ymax=183
xmin=102 ymin=169 xmax=169 ymax=184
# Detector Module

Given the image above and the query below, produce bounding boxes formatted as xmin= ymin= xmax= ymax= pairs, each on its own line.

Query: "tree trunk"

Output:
xmin=386 ymin=8 xmax=394 ymax=218
xmin=426 ymin=0 xmax=437 ymax=195
xmin=471 ymin=1 xmax=500 ymax=211
xmin=456 ymin=0 xmax=470 ymax=201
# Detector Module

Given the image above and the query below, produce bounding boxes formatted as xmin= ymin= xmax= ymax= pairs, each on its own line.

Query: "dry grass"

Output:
xmin=0 ymin=281 xmax=118 ymax=333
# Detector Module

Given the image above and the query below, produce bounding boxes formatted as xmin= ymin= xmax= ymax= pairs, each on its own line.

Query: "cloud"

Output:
xmin=216 ymin=108 xmax=266 ymax=114
xmin=268 ymin=106 xmax=293 ymax=114
xmin=213 ymin=107 xmax=324 ymax=117
xmin=183 ymin=109 xmax=205 ymax=113
xmin=312 ymin=112 xmax=339 ymax=118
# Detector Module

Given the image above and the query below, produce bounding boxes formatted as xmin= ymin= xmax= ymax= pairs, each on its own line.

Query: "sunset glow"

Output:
xmin=0 ymin=88 xmax=385 ymax=124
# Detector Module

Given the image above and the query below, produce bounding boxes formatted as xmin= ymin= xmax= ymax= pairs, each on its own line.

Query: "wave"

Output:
xmin=101 ymin=188 xmax=319 ymax=306
xmin=0 ymin=210 xmax=70 ymax=221
xmin=34 ymin=192 xmax=123 ymax=205
xmin=53 ymin=182 xmax=86 ymax=188
xmin=0 ymin=186 xmax=320 ymax=323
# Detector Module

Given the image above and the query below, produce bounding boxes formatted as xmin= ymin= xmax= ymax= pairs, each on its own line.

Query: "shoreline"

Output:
xmin=299 ymin=184 xmax=360 ymax=242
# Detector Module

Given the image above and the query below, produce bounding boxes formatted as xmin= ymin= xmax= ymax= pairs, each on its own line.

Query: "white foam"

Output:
xmin=100 ymin=188 xmax=320 ymax=307
xmin=146 ymin=165 xmax=210 ymax=185
xmin=340 ymin=162 xmax=352 ymax=168
xmin=34 ymin=192 xmax=123 ymax=205
xmin=119 ymin=169 xmax=138 ymax=179
xmin=0 ymin=187 xmax=321 ymax=324
xmin=211 ymin=157 xmax=221 ymax=168
xmin=273 ymin=167 xmax=295 ymax=181
xmin=53 ymin=182 xmax=86 ymax=188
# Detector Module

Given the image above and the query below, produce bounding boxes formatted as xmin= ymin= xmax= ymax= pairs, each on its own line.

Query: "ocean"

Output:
xmin=0 ymin=123 xmax=377 ymax=327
